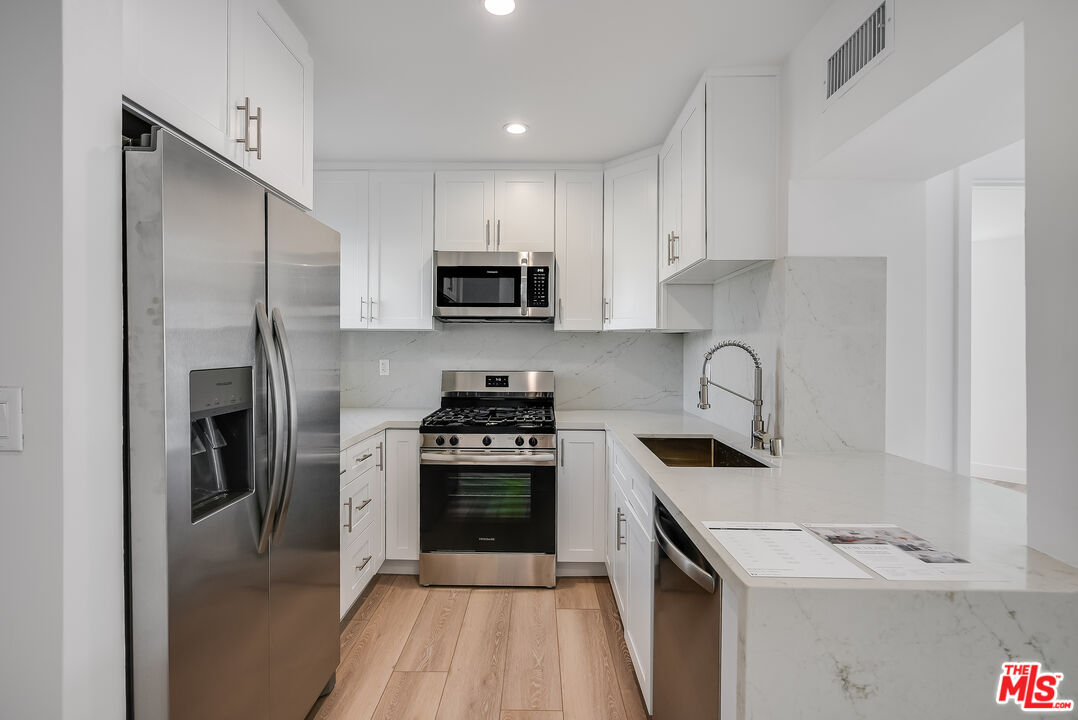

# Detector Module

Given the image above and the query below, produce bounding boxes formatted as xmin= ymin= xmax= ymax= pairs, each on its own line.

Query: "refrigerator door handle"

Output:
xmin=270 ymin=307 xmax=300 ymax=543
xmin=256 ymin=302 xmax=288 ymax=554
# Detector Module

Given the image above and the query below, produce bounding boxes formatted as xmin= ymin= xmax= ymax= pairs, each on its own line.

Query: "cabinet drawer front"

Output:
xmin=611 ymin=443 xmax=653 ymax=531
xmin=341 ymin=435 xmax=381 ymax=487
xmin=340 ymin=525 xmax=380 ymax=617
xmin=340 ymin=472 xmax=377 ymax=546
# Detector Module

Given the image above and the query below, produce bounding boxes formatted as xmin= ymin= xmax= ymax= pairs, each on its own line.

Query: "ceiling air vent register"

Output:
xmin=825 ymin=0 xmax=894 ymax=102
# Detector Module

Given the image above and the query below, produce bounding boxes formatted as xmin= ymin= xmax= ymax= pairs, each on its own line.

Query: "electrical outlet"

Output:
xmin=379 ymin=359 xmax=390 ymax=376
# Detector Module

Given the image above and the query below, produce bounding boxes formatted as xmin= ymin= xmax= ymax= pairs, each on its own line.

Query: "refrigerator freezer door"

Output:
xmin=266 ymin=194 xmax=341 ymax=720
xmin=125 ymin=129 xmax=271 ymax=720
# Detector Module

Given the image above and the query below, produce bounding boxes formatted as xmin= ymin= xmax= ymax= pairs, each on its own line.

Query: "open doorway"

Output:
xmin=969 ymin=184 xmax=1026 ymax=487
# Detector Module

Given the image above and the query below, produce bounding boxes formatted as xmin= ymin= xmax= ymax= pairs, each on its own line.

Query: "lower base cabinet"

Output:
xmin=340 ymin=433 xmax=386 ymax=618
xmin=384 ymin=429 xmax=421 ymax=561
xmin=606 ymin=438 xmax=655 ymax=712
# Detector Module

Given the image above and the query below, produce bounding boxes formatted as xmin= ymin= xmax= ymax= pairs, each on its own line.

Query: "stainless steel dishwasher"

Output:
xmin=653 ymin=499 xmax=721 ymax=720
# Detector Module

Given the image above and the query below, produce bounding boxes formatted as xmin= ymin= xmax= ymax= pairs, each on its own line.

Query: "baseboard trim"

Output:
xmin=970 ymin=462 xmax=1027 ymax=484
xmin=378 ymin=559 xmax=608 ymax=578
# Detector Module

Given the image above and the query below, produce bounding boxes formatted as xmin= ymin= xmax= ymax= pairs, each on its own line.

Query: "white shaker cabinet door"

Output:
xmin=231 ymin=0 xmax=314 ymax=208
xmin=384 ymin=430 xmax=420 ymax=561
xmin=658 ymin=135 xmax=681 ymax=282
xmin=554 ymin=171 xmax=604 ymax=332
xmin=312 ymin=172 xmax=369 ymax=329
xmin=603 ymin=155 xmax=659 ymax=331
xmin=556 ymin=431 xmax=607 ymax=563
xmin=493 ymin=171 xmax=555 ymax=252
xmin=123 ymin=0 xmax=236 ymax=158
xmin=625 ymin=505 xmax=654 ymax=711
xmin=368 ymin=172 xmax=434 ymax=331
xmin=610 ymin=478 xmax=631 ymax=618
xmin=434 ymin=171 xmax=495 ymax=251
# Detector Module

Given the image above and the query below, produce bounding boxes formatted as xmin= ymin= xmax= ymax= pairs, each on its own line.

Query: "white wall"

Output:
xmin=970 ymin=186 xmax=1026 ymax=483
xmin=0 ymin=3 xmax=64 ymax=716
xmin=0 ymin=0 xmax=126 ymax=716
xmin=782 ymin=0 xmax=1078 ymax=566
xmin=60 ymin=0 xmax=126 ymax=716
xmin=1022 ymin=3 xmax=1078 ymax=567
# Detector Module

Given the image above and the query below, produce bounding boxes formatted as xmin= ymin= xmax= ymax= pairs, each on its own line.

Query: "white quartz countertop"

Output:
xmin=340 ymin=407 xmax=429 ymax=449
xmin=341 ymin=406 xmax=1078 ymax=594
xmin=558 ymin=410 xmax=1078 ymax=595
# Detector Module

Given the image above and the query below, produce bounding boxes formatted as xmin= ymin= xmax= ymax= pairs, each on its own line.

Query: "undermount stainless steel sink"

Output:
xmin=637 ymin=436 xmax=768 ymax=468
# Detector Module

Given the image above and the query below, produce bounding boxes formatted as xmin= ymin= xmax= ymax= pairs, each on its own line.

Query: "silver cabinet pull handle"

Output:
xmin=558 ymin=297 xmax=563 ymax=319
xmin=270 ymin=307 xmax=299 ymax=543
xmin=255 ymin=302 xmax=287 ymax=555
xmin=376 ymin=441 xmax=384 ymax=470
xmin=616 ymin=508 xmax=626 ymax=550
xmin=603 ymin=298 xmax=611 ymax=321
xmin=496 ymin=219 xmax=501 ymax=249
xmin=339 ymin=469 xmax=347 ymax=476
xmin=356 ymin=555 xmax=372 ymax=571
xmin=360 ymin=296 xmax=366 ymax=321
xmin=354 ymin=451 xmax=372 ymax=465
xmin=559 ymin=438 xmax=565 ymax=467
xmin=671 ymin=231 xmax=679 ymax=262
xmin=666 ymin=231 xmax=672 ymax=265
xmin=253 ymin=106 xmax=263 ymax=160
xmin=485 ymin=219 xmax=491 ymax=250
xmin=369 ymin=297 xmax=376 ymax=322
xmin=343 ymin=497 xmax=354 ymax=532
xmin=236 ymin=97 xmax=253 ymax=152
xmin=356 ymin=497 xmax=372 ymax=511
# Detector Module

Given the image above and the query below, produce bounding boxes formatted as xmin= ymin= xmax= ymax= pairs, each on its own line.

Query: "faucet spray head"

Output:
xmin=698 ymin=376 xmax=710 ymax=409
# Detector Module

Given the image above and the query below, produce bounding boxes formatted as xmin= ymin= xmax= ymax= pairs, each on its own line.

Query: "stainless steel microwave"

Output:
xmin=433 ymin=251 xmax=555 ymax=322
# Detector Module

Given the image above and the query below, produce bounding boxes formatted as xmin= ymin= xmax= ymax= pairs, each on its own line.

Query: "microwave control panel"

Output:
xmin=527 ymin=266 xmax=550 ymax=307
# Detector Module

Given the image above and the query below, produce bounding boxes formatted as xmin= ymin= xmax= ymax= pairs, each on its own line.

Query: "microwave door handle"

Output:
xmin=520 ymin=258 xmax=528 ymax=317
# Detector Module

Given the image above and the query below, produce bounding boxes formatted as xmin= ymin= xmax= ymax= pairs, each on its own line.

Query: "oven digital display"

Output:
xmin=485 ymin=375 xmax=509 ymax=388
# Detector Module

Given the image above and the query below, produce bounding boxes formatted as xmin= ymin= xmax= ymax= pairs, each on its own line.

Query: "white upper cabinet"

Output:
xmin=434 ymin=171 xmax=496 ymax=252
xmin=435 ymin=170 xmax=554 ymax=252
xmin=492 ymin=171 xmax=555 ymax=252
xmin=658 ymin=133 xmax=682 ymax=282
xmin=123 ymin=0 xmax=235 ymax=157
xmin=123 ymin=0 xmax=314 ymax=208
xmin=313 ymin=170 xmax=435 ymax=331
xmin=313 ymin=171 xmax=369 ymax=329
xmin=368 ymin=172 xmax=435 ymax=330
xmin=231 ymin=0 xmax=314 ymax=208
xmin=661 ymin=73 xmax=779 ymax=284
xmin=554 ymin=171 xmax=604 ymax=332
xmin=602 ymin=155 xmax=658 ymax=330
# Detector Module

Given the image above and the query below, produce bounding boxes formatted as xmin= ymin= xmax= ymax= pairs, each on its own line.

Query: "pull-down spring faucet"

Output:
xmin=698 ymin=340 xmax=782 ymax=457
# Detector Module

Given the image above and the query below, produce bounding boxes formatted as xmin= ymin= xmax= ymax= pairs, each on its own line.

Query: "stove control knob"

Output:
xmin=435 ymin=436 xmax=445 ymax=446
xmin=449 ymin=436 xmax=459 ymax=446
xmin=529 ymin=437 xmax=539 ymax=447
xmin=483 ymin=436 xmax=493 ymax=447
xmin=515 ymin=436 xmax=525 ymax=447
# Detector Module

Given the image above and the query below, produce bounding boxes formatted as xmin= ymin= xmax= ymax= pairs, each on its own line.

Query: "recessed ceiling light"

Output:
xmin=484 ymin=0 xmax=515 ymax=16
xmin=504 ymin=122 xmax=528 ymax=135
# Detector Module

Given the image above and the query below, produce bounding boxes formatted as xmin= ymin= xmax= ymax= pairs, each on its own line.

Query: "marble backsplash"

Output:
xmin=684 ymin=257 xmax=886 ymax=452
xmin=342 ymin=323 xmax=683 ymax=411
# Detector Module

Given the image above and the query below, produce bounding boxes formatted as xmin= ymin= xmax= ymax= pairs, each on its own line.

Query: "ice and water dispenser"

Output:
xmin=190 ymin=367 xmax=253 ymax=522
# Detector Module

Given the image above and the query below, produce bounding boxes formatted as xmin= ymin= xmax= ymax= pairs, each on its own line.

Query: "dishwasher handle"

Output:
xmin=655 ymin=513 xmax=716 ymax=594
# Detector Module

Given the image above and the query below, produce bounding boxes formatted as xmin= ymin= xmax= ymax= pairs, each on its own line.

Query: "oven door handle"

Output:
xmin=421 ymin=451 xmax=556 ymax=465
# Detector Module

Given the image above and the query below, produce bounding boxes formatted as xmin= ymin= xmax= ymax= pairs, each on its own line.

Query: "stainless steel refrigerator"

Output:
xmin=124 ymin=127 xmax=340 ymax=720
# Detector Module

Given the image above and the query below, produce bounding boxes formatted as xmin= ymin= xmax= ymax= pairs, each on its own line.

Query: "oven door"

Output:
xmin=420 ymin=450 xmax=556 ymax=554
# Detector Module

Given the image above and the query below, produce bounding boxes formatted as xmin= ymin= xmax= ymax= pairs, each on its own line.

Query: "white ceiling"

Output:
xmin=278 ymin=0 xmax=835 ymax=163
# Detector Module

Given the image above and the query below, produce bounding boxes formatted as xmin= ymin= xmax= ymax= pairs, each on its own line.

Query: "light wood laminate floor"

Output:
xmin=307 ymin=575 xmax=649 ymax=720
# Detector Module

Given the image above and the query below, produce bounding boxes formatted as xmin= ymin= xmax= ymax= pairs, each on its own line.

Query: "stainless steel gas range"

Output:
xmin=419 ymin=370 xmax=556 ymax=587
